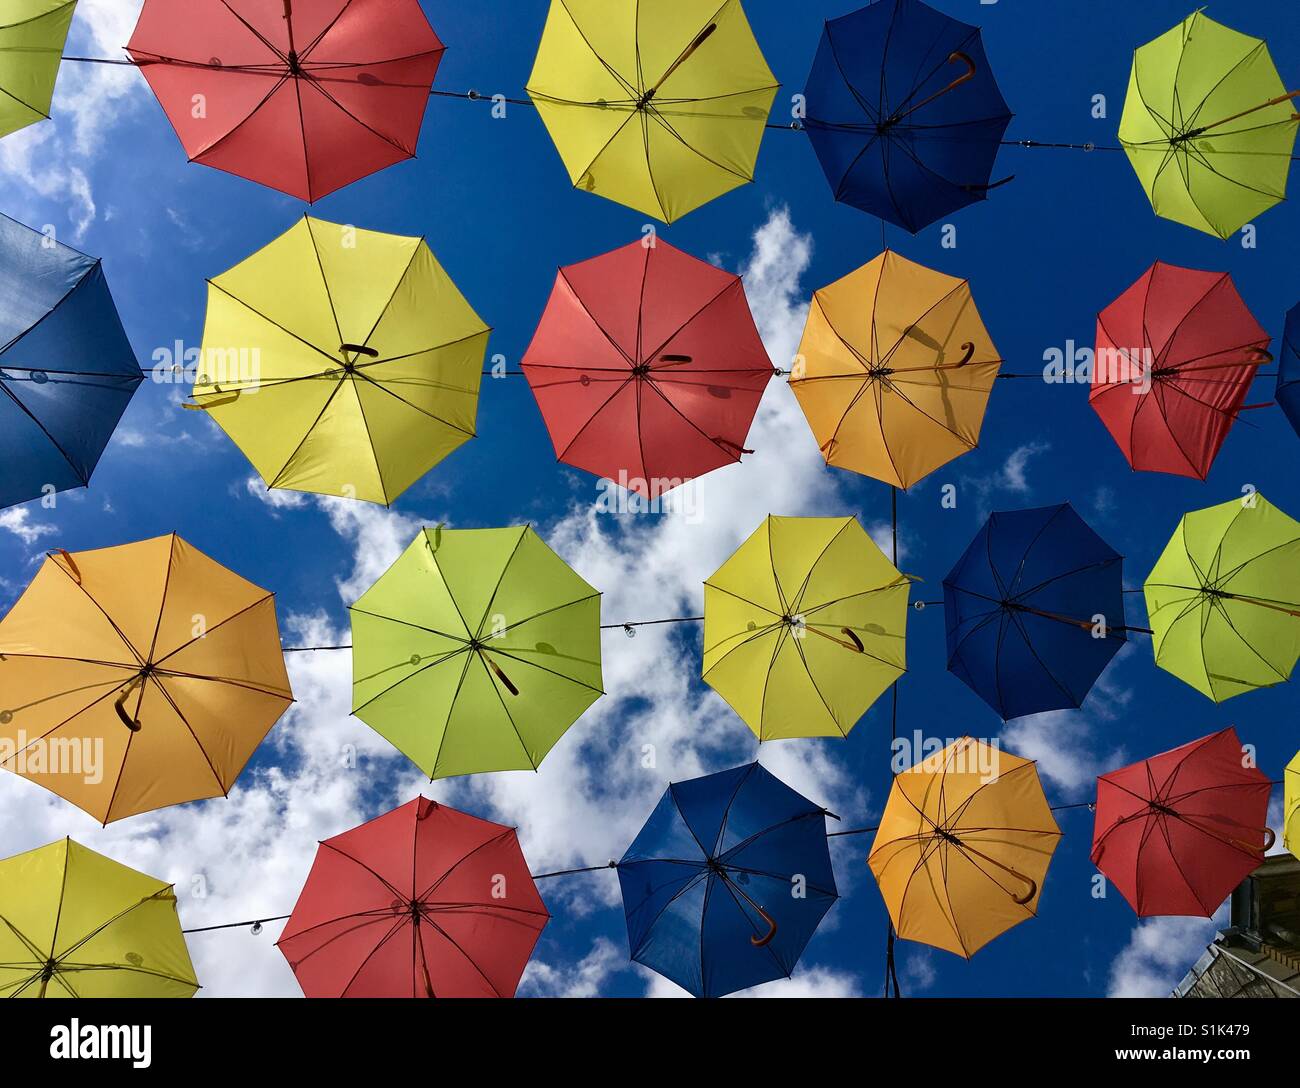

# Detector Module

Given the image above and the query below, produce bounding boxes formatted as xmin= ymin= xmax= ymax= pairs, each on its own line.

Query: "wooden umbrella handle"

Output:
xmin=750 ymin=905 xmax=778 ymax=948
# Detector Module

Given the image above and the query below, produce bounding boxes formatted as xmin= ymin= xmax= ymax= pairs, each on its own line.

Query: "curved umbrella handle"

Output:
xmin=1011 ymin=873 xmax=1038 ymax=906
xmin=840 ymin=627 xmax=865 ymax=652
xmin=1262 ymin=827 xmax=1276 ymax=852
xmin=1250 ymin=348 xmax=1274 ymax=365
xmin=340 ymin=344 xmax=380 ymax=359
xmin=893 ymin=51 xmax=977 ymax=123
xmin=750 ymin=905 xmax=778 ymax=948
xmin=114 ymin=689 xmax=142 ymax=734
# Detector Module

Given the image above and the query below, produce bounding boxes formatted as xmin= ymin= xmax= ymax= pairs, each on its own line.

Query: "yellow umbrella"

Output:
xmin=703 ymin=515 xmax=910 ymax=740
xmin=190 ymin=216 xmax=490 ymax=506
xmin=790 ymin=250 xmax=1002 ymax=490
xmin=0 ymin=534 xmax=293 ymax=823
xmin=1286 ymin=750 xmax=1299 ymax=861
xmin=868 ymin=737 xmax=1061 ymax=957
xmin=0 ymin=838 xmax=198 ymax=998
xmin=526 ymin=0 xmax=778 ymax=223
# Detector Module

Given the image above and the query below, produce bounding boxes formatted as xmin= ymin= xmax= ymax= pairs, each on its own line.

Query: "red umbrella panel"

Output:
xmin=1090 ymin=262 xmax=1271 ymax=480
xmin=1090 ymin=727 xmax=1274 ymax=918
xmin=521 ymin=240 xmax=775 ymax=499
xmin=127 ymin=0 xmax=444 ymax=202
xmin=277 ymin=798 xmax=549 ymax=998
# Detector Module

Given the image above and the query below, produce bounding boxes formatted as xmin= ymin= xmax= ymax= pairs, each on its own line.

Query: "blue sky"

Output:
xmin=0 ymin=0 xmax=1298 ymax=998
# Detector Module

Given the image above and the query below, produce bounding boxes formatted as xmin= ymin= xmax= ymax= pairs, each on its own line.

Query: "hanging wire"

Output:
xmin=281 ymin=617 xmax=703 ymax=653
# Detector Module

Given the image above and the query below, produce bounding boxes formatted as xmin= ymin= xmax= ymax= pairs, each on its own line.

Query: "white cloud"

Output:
xmin=522 ymin=937 xmax=625 ymax=998
xmin=1107 ymin=914 xmax=1223 ymax=998
xmin=1002 ymin=672 xmax=1134 ymax=797
xmin=0 ymin=507 xmax=57 ymax=545
xmin=961 ymin=441 xmax=1052 ymax=519
xmin=642 ymin=963 xmax=863 ymax=998
xmin=0 ymin=0 xmax=147 ymax=237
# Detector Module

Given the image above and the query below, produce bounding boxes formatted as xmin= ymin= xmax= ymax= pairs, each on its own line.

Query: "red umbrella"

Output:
xmin=1090 ymin=262 xmax=1271 ymax=479
xmin=521 ymin=240 xmax=774 ymax=499
xmin=277 ymin=798 xmax=548 ymax=998
xmin=127 ymin=0 xmax=444 ymax=202
xmin=1091 ymin=727 xmax=1274 ymax=917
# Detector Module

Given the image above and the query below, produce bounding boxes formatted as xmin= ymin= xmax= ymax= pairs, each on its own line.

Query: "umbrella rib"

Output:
xmin=416 ymin=829 xmax=522 ymax=902
xmin=54 ymin=889 xmax=176 ymax=963
xmin=419 ymin=916 xmax=502 ymax=998
xmin=265 ymin=379 xmax=346 ymax=491
xmin=754 ymin=624 xmax=793 ymax=742
xmin=150 ymin=593 xmax=283 ymax=674
xmin=353 ymin=367 xmax=479 ymax=439
xmin=346 ymin=376 xmax=392 ymax=504
xmin=554 ymin=266 xmax=635 ymax=367
xmin=479 ymin=644 xmax=604 ymax=696
xmin=0 ymin=381 xmax=92 ymax=487
xmin=145 ymin=675 xmax=234 ymax=797
xmin=552 ymin=0 xmax=639 ymax=99
xmin=205 ymin=282 xmax=343 ymax=368
xmin=40 ymin=557 xmax=150 ymax=664
xmin=302 ymin=74 xmax=416 ymax=163
xmin=642 ymin=376 xmax=744 ymax=464
xmin=553 ymin=374 xmax=636 ymax=462
xmin=787 ymin=519 xmax=855 ymax=614
xmin=789 ymin=633 xmax=855 ymax=738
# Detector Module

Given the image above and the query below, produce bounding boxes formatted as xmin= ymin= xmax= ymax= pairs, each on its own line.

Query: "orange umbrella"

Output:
xmin=0 ymin=535 xmax=293 ymax=823
xmin=869 ymin=737 xmax=1061 ymax=957
xmin=791 ymin=250 xmax=1002 ymax=489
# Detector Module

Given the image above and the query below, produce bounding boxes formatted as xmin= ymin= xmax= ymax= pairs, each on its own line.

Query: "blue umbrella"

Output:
xmin=943 ymin=504 xmax=1128 ymax=720
xmin=618 ymin=762 xmax=838 ymax=998
xmin=1278 ymin=303 xmax=1300 ymax=439
xmin=0 ymin=214 xmax=141 ymax=511
xmin=802 ymin=0 xmax=1013 ymax=233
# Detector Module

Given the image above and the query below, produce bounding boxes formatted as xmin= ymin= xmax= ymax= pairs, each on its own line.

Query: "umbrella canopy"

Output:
xmin=618 ymin=762 xmax=838 ymax=998
xmin=1145 ymin=494 xmax=1300 ymax=703
xmin=0 ymin=214 xmax=141 ymax=512
xmin=943 ymin=504 xmax=1128 ymax=720
xmin=521 ymin=239 xmax=773 ymax=499
xmin=351 ymin=526 xmax=603 ymax=779
xmin=1119 ymin=11 xmax=1298 ymax=239
xmin=0 ymin=838 xmax=198 ymax=998
xmin=1286 ymin=751 xmax=1299 ymax=862
xmin=0 ymin=0 xmax=76 ymax=139
xmin=869 ymin=737 xmax=1061 ymax=957
xmin=1091 ymin=261 xmax=1271 ymax=480
xmin=790 ymin=249 xmax=1001 ymax=489
xmin=1277 ymin=302 xmax=1300 ymax=439
xmin=278 ymin=797 xmax=548 ymax=998
xmin=703 ymin=515 xmax=910 ymax=740
xmin=803 ymin=0 xmax=1013 ymax=233
xmin=190 ymin=216 xmax=489 ymax=506
xmin=526 ymin=0 xmax=778 ymax=223
xmin=127 ymin=0 xmax=444 ymax=202
xmin=0 ymin=534 xmax=293 ymax=823
xmin=1091 ymin=727 xmax=1273 ymax=917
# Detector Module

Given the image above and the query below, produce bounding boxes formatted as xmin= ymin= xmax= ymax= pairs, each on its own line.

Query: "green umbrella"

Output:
xmin=1145 ymin=495 xmax=1300 ymax=703
xmin=1119 ymin=10 xmax=1300 ymax=239
xmin=351 ymin=526 xmax=604 ymax=778
xmin=0 ymin=1 xmax=76 ymax=140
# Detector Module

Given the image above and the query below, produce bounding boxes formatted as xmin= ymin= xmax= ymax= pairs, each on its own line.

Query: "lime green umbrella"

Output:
xmin=351 ymin=526 xmax=604 ymax=778
xmin=0 ymin=1 xmax=76 ymax=140
xmin=1119 ymin=11 xmax=1299 ymax=239
xmin=0 ymin=838 xmax=198 ymax=998
xmin=1145 ymin=494 xmax=1300 ymax=703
